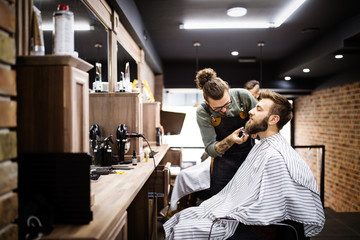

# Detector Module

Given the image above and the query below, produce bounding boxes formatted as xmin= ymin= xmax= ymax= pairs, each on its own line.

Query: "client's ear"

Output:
xmin=268 ymin=115 xmax=280 ymax=126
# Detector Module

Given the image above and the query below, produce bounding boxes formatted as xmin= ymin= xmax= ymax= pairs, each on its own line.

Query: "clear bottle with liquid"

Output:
xmin=94 ymin=62 xmax=102 ymax=92
xmin=52 ymin=4 xmax=74 ymax=55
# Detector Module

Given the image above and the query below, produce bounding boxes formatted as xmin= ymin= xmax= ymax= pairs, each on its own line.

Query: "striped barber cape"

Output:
xmin=163 ymin=133 xmax=325 ymax=239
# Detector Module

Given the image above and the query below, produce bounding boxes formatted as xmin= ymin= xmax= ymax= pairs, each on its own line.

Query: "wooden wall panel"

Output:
xmin=143 ymin=102 xmax=160 ymax=142
xmin=17 ymin=56 xmax=91 ymax=153
xmin=154 ymin=74 xmax=164 ymax=104
xmin=89 ymin=93 xmax=142 ymax=160
xmin=113 ymin=18 xmax=141 ymax=63
xmin=83 ymin=0 xmax=112 ymax=29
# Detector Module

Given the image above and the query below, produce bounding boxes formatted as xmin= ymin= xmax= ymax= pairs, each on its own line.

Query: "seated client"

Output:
xmin=163 ymin=90 xmax=325 ymax=239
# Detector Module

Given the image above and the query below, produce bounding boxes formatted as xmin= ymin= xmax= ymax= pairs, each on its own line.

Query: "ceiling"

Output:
xmin=36 ymin=0 xmax=360 ymax=94
xmin=127 ymin=0 xmax=360 ymax=92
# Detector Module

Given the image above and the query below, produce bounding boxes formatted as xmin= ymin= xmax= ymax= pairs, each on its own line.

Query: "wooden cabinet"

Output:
xmin=17 ymin=56 xmax=93 ymax=153
xmin=143 ymin=101 xmax=160 ymax=142
xmin=89 ymin=92 xmax=143 ymax=160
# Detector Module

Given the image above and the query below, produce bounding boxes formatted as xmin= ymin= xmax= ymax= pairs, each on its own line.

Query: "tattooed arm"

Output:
xmin=215 ymin=128 xmax=249 ymax=155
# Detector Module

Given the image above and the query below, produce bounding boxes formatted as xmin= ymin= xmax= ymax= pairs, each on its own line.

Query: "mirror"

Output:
xmin=116 ymin=41 xmax=137 ymax=91
xmin=33 ymin=0 xmax=109 ymax=89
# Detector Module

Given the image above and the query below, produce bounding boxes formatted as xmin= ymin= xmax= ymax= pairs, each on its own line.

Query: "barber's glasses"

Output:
xmin=210 ymin=98 xmax=232 ymax=112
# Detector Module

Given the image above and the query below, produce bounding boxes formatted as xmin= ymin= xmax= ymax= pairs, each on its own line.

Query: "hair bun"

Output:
xmin=195 ymin=68 xmax=217 ymax=89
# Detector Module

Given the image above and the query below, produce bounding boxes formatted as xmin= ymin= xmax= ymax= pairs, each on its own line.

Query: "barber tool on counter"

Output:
xmin=94 ymin=135 xmax=113 ymax=166
xmin=116 ymin=124 xmax=148 ymax=163
xmin=156 ymin=127 xmax=162 ymax=146
xmin=89 ymin=124 xmax=101 ymax=163
xmin=116 ymin=124 xmax=131 ymax=162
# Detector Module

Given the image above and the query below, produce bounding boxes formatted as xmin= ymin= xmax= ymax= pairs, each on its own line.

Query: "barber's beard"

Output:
xmin=245 ymin=115 xmax=269 ymax=135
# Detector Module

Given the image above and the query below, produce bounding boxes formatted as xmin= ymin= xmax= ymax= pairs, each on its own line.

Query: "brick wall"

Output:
xmin=294 ymin=81 xmax=360 ymax=212
xmin=0 ymin=0 xmax=18 ymax=238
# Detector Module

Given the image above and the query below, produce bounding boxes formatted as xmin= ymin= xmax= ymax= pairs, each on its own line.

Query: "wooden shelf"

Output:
xmin=16 ymin=55 xmax=93 ymax=72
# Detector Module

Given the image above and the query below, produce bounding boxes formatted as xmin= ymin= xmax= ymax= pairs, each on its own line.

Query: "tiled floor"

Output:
xmin=158 ymin=208 xmax=360 ymax=239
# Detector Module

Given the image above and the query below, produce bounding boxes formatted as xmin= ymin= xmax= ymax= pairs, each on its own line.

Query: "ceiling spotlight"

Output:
xmin=231 ymin=51 xmax=239 ymax=56
xmin=335 ymin=54 xmax=343 ymax=59
xmin=303 ymin=68 xmax=310 ymax=73
xmin=227 ymin=7 xmax=247 ymax=17
xmin=193 ymin=41 xmax=201 ymax=47
xmin=257 ymin=41 xmax=265 ymax=47
xmin=284 ymin=76 xmax=291 ymax=81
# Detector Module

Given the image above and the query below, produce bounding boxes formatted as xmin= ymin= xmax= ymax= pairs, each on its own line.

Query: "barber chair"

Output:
xmin=227 ymin=220 xmax=310 ymax=240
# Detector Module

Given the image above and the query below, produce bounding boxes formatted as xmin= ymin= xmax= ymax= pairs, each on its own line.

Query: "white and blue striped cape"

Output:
xmin=163 ymin=133 xmax=325 ymax=239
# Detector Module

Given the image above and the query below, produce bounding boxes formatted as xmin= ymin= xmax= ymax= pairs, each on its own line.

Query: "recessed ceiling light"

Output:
xmin=284 ymin=76 xmax=291 ymax=81
xmin=238 ymin=57 xmax=256 ymax=63
xmin=335 ymin=54 xmax=343 ymax=59
xmin=231 ymin=51 xmax=239 ymax=56
xmin=301 ymin=27 xmax=320 ymax=34
xmin=179 ymin=0 xmax=306 ymax=29
xmin=227 ymin=7 xmax=247 ymax=17
xmin=303 ymin=68 xmax=310 ymax=73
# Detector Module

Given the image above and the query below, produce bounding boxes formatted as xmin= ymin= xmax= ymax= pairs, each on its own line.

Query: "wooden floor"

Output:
xmin=157 ymin=208 xmax=360 ymax=240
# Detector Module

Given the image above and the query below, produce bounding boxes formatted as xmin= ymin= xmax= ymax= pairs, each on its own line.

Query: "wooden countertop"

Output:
xmin=43 ymin=144 xmax=169 ymax=239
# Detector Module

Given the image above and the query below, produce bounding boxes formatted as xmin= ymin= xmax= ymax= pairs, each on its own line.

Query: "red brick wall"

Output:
xmin=294 ymin=81 xmax=360 ymax=212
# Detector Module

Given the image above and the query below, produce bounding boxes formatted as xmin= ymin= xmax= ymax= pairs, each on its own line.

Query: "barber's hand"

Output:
xmin=232 ymin=127 xmax=249 ymax=144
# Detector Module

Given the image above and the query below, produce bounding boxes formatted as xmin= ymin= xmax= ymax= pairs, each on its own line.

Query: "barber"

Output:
xmin=195 ymin=68 xmax=258 ymax=196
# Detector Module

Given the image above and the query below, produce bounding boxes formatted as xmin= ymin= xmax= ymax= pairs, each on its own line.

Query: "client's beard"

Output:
xmin=245 ymin=116 xmax=269 ymax=135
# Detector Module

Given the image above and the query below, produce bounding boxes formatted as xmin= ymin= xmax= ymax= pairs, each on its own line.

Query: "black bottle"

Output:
xmin=156 ymin=127 xmax=162 ymax=146
xmin=102 ymin=135 xmax=113 ymax=166
xmin=132 ymin=150 xmax=137 ymax=166
xmin=94 ymin=141 xmax=103 ymax=166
